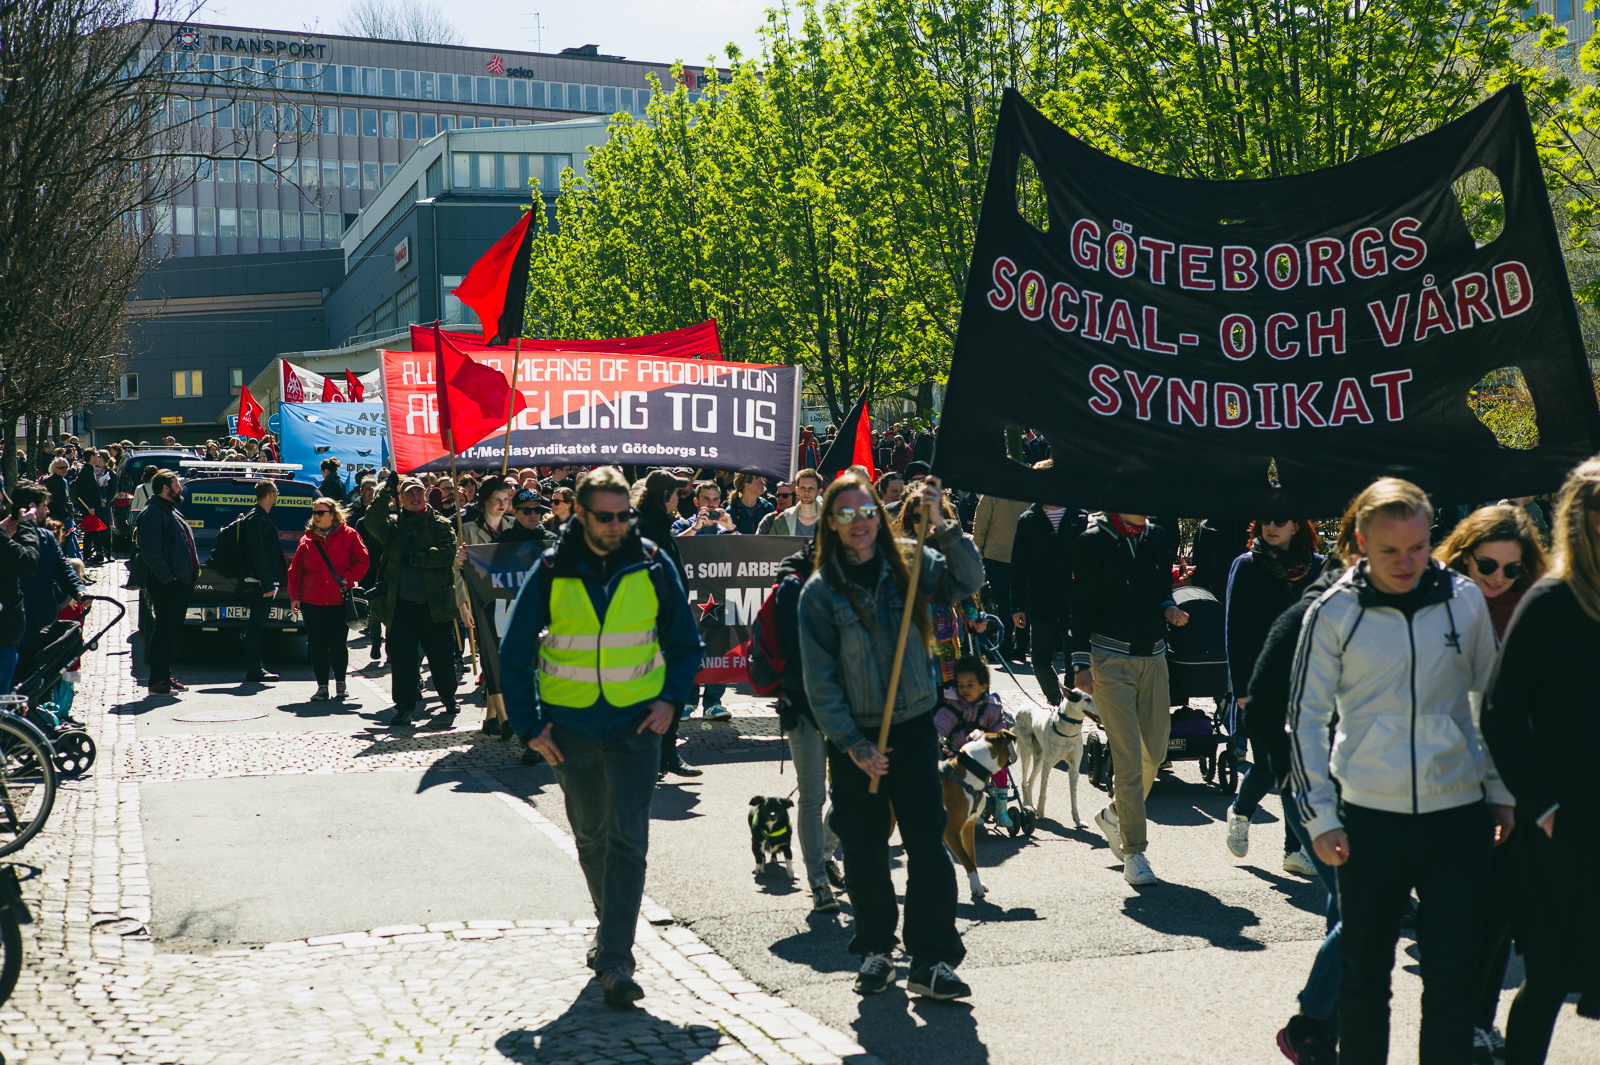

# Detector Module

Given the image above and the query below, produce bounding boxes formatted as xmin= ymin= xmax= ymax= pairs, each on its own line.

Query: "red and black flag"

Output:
xmin=818 ymin=390 xmax=876 ymax=482
xmin=453 ymin=210 xmax=536 ymax=345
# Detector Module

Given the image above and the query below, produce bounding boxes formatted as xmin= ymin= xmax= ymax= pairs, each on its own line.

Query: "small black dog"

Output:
xmin=748 ymin=795 xmax=795 ymax=879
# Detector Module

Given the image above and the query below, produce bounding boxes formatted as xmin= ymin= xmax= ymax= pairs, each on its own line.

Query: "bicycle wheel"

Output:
xmin=0 ymin=718 xmax=56 ymax=857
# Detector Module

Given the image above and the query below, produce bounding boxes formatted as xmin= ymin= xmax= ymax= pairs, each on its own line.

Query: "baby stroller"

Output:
xmin=1082 ymin=585 xmax=1240 ymax=794
xmin=951 ymin=612 xmax=1037 ymax=837
xmin=9 ymin=596 xmax=124 ymax=779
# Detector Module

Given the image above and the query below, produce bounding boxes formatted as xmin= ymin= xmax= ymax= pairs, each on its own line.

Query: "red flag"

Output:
xmin=345 ymin=370 xmax=364 ymax=403
xmin=321 ymin=375 xmax=346 ymax=402
xmin=453 ymin=211 xmax=535 ymax=344
xmin=434 ymin=324 xmax=528 ymax=452
xmin=238 ymin=385 xmax=265 ymax=439
xmin=817 ymin=390 xmax=875 ymax=482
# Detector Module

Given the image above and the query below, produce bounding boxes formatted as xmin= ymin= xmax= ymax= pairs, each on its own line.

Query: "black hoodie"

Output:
xmin=1244 ymin=561 xmax=1346 ymax=789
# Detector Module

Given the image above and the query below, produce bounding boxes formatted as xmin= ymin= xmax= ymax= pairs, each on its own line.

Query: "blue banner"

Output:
xmin=278 ymin=403 xmax=390 ymax=493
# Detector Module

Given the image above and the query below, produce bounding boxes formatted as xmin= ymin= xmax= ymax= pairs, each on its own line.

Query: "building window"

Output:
xmin=543 ymin=154 xmax=572 ymax=189
xmin=308 ymin=212 xmax=325 ymax=242
xmin=381 ymin=68 xmax=397 ymax=96
xmin=197 ymin=206 xmax=216 ymax=237
xmin=513 ymin=80 xmax=527 ymax=106
xmin=240 ymin=159 xmax=257 ymax=184
xmin=459 ymin=74 xmax=475 ymax=101
xmin=458 ymin=116 xmax=474 ymax=129
xmin=299 ymin=105 xmax=315 ymax=133
xmin=344 ymin=161 xmax=359 ymax=189
xmin=214 ymin=102 xmax=233 ymax=129
xmin=395 ymin=278 xmax=419 ymax=327
xmin=440 ymin=275 xmax=475 ymax=325
xmin=241 ymin=209 xmax=258 ymax=238
xmin=340 ymin=65 xmax=357 ymax=93
xmin=341 ymin=107 xmax=359 ymax=136
xmin=173 ymin=370 xmax=203 ymax=398
xmin=420 ymin=113 xmax=437 ymax=139
xmin=320 ymin=64 xmax=338 ymax=91
xmin=438 ymin=72 xmax=453 ymax=102
xmin=323 ymin=160 xmax=339 ymax=188
xmin=373 ymin=297 xmax=396 ymax=334
xmin=401 ymin=111 xmax=417 ymax=139
xmin=420 ymin=71 xmax=435 ymax=100
xmin=440 ymin=114 xmax=455 ymax=131
xmin=344 ymin=212 xmax=359 ymax=233
xmin=568 ymin=84 xmax=581 ymax=109
xmin=497 ymin=119 xmax=512 ymax=128
xmin=361 ymin=109 xmax=378 ymax=137
xmin=320 ymin=106 xmax=337 ymax=134
xmin=585 ymin=85 xmax=600 ymax=112
xmin=548 ymin=83 xmax=563 ymax=109
xmin=230 ymin=367 xmax=244 ymax=395
xmin=262 ymin=209 xmax=279 ymax=238
xmin=603 ymin=86 xmax=617 ymax=113
xmin=119 ymin=373 xmax=138 ymax=401
xmin=382 ymin=162 xmax=398 ymax=185
xmin=501 ymin=154 xmax=520 ymax=189
xmin=494 ymin=77 xmax=510 ymax=105
xmin=530 ymin=82 xmax=546 ymax=108
xmin=217 ymin=159 xmax=235 ymax=183
xmin=621 ymin=88 xmax=634 ymax=112
xmin=283 ymin=209 xmax=300 ymax=239
xmin=477 ymin=153 xmax=495 ymax=187
xmin=176 ymin=205 xmax=194 ymax=235
xmin=361 ymin=67 xmax=378 ymax=95
xmin=325 ymin=213 xmax=343 ymax=239
xmin=452 ymin=152 xmax=471 ymax=187
xmin=381 ymin=110 xmax=398 ymax=138
xmin=302 ymin=157 xmax=318 ymax=187
xmin=219 ymin=208 xmax=237 ymax=238
xmin=363 ymin=161 xmax=380 ymax=190
xmin=1557 ymin=0 xmax=1573 ymax=18
xmin=475 ymin=76 xmax=491 ymax=103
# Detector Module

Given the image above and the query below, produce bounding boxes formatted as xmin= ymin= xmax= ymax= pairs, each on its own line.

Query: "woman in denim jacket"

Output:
xmin=797 ymin=473 xmax=984 ymax=1002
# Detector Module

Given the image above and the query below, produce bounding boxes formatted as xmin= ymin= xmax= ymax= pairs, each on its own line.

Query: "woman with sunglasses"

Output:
xmin=797 ymin=473 xmax=985 ymax=1001
xmin=287 ymin=498 xmax=370 ymax=703
xmin=1222 ymin=517 xmax=1325 ymax=873
xmin=543 ymin=487 xmax=576 ymax=534
xmin=1436 ymin=505 xmax=1549 ymax=641
xmin=1435 ymin=504 xmax=1550 ymax=1057
xmin=1483 ymin=458 xmax=1600 ymax=1064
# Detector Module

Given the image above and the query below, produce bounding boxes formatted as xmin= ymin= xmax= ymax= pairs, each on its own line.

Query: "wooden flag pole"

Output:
xmin=868 ymin=514 xmax=931 ymax=795
xmin=446 ymin=427 xmax=481 ymax=681
xmin=500 ymin=339 xmax=521 ymax=477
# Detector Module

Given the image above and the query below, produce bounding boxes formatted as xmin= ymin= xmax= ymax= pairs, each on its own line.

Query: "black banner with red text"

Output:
xmin=934 ymin=86 xmax=1600 ymax=516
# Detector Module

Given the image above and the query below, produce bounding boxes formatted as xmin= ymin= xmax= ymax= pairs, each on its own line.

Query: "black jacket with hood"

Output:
xmin=1069 ymin=513 xmax=1176 ymax=671
xmin=1009 ymin=504 xmax=1088 ymax=624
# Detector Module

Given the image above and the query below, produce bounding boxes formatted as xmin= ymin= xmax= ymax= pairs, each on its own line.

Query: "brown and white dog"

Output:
xmin=941 ymin=730 xmax=1018 ymax=902
xmin=1013 ymin=689 xmax=1093 ymax=829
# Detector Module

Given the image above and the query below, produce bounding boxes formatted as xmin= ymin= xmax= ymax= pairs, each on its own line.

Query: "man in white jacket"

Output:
xmin=1289 ymin=478 xmax=1514 ymax=1065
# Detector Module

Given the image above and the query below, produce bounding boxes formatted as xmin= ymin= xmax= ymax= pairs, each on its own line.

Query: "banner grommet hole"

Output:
xmin=1470 ymin=367 xmax=1538 ymax=450
xmin=1016 ymin=152 xmax=1049 ymax=233
xmin=1453 ymin=167 xmax=1505 ymax=247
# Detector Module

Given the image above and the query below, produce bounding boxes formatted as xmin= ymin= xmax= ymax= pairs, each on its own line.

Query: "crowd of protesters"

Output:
xmin=14 ymin=418 xmax=1596 ymax=1061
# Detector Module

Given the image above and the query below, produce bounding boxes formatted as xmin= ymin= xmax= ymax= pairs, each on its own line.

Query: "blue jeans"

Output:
xmin=1287 ymin=792 xmax=1342 ymax=1024
xmin=785 ymin=714 xmax=840 ymax=887
xmin=697 ymin=684 xmax=726 ymax=708
xmin=550 ymin=723 xmax=661 ymax=975
xmin=0 ymin=645 xmax=18 ymax=694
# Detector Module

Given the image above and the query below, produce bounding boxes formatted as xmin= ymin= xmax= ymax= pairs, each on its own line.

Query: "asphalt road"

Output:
xmin=124 ymin=623 xmax=1600 ymax=1065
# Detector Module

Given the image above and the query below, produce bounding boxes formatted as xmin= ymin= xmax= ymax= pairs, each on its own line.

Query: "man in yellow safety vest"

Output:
xmin=500 ymin=465 xmax=704 ymax=1008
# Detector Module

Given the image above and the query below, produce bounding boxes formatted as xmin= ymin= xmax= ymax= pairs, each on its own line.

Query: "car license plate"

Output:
xmin=1167 ymin=738 xmax=1186 ymax=751
xmin=222 ymin=606 xmax=251 ymax=619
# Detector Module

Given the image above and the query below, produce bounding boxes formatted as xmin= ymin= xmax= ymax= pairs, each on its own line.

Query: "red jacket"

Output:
xmin=287 ymin=524 xmax=369 ymax=606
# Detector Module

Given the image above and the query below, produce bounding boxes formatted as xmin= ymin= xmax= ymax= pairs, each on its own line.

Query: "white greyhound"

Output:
xmin=1013 ymin=689 xmax=1093 ymax=829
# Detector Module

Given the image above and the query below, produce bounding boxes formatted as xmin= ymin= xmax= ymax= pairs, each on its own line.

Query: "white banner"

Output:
xmin=279 ymin=360 xmax=384 ymax=405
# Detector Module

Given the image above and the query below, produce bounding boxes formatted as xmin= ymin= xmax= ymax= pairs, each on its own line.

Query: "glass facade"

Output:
xmin=151 ymin=21 xmax=675 ymax=257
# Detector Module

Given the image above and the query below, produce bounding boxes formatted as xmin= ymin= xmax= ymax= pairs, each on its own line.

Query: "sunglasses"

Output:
xmin=587 ymin=507 xmax=636 ymax=524
xmin=516 ymin=506 xmax=539 ymax=515
xmin=313 ymin=509 xmax=333 ymax=516
xmin=1472 ymin=557 xmax=1525 ymax=581
xmin=1262 ymin=518 xmax=1294 ymax=527
xmin=834 ymin=504 xmax=880 ymax=524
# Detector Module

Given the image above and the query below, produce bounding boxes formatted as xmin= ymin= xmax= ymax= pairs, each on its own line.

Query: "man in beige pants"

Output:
xmin=1069 ymin=512 xmax=1187 ymax=886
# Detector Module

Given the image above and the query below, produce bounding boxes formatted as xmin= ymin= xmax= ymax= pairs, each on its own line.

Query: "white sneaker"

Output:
xmin=1283 ymin=848 xmax=1317 ymax=877
xmin=1123 ymin=852 xmax=1157 ymax=886
xmin=1094 ymin=805 xmax=1124 ymax=861
xmin=1225 ymin=806 xmax=1251 ymax=858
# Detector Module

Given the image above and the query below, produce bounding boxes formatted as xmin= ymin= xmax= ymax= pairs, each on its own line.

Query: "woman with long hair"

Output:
xmin=287 ymin=498 xmax=369 ymax=702
xmin=543 ymin=487 xmax=575 ymax=533
xmin=797 ymin=473 xmax=985 ymax=1001
xmin=1483 ymin=459 xmax=1600 ymax=1063
xmin=456 ymin=476 xmax=515 ymax=733
xmin=896 ymin=488 xmax=984 ymax=683
xmin=1435 ymin=505 xmax=1549 ymax=641
xmin=728 ymin=472 xmax=774 ymax=534
xmin=1222 ymin=517 xmax=1325 ymax=873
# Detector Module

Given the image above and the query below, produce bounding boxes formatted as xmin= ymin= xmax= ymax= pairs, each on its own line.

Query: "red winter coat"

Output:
xmin=287 ymin=524 xmax=369 ymax=606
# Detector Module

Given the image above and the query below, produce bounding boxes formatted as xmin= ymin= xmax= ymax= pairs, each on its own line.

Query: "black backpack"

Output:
xmin=208 ymin=512 xmax=251 ymax=579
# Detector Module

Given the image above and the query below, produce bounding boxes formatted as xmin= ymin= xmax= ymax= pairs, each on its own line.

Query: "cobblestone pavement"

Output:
xmin=0 ymin=567 xmax=876 ymax=1065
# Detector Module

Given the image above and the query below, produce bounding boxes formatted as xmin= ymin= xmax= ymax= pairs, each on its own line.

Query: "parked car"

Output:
xmin=112 ymin=449 xmax=196 ymax=547
xmin=176 ymin=472 xmax=312 ymax=635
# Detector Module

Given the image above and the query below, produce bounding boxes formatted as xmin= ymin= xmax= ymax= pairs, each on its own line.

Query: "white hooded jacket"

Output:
xmin=1288 ymin=560 xmax=1513 ymax=840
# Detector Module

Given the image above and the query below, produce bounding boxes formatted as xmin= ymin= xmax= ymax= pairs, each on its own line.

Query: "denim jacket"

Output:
xmin=797 ymin=525 xmax=984 ymax=752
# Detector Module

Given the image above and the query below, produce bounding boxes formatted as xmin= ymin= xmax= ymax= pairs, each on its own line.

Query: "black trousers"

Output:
xmin=144 ymin=579 xmax=192 ymax=687
xmin=302 ymin=603 xmax=349 ymax=685
xmin=827 ymin=712 xmax=964 ymax=967
xmin=1337 ymin=801 xmax=1491 ymax=1065
xmin=387 ymin=599 xmax=458 ymax=710
xmin=982 ymin=558 xmax=1013 ymax=654
xmin=1029 ymin=617 xmax=1068 ymax=705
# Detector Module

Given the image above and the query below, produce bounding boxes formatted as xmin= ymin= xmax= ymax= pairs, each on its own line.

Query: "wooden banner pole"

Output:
xmin=868 ymin=515 xmax=931 ymax=795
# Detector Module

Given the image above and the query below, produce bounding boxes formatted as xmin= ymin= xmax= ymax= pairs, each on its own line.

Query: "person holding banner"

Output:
xmin=500 ymin=466 xmax=704 ymax=1007
xmin=363 ymin=471 xmax=463 ymax=729
xmin=797 ymin=474 xmax=984 ymax=1000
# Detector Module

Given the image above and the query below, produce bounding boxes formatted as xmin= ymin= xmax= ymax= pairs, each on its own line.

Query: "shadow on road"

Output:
xmin=853 ymin=990 xmax=988 ymax=1065
xmin=1238 ymin=865 xmax=1329 ymax=919
xmin=649 ymin=783 xmax=704 ymax=821
xmin=766 ymin=918 xmax=858 ymax=975
xmin=1121 ymin=880 xmax=1265 ymax=950
xmin=494 ymin=986 xmax=723 ymax=1064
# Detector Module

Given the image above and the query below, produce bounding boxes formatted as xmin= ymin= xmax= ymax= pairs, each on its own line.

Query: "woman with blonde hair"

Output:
xmin=1484 ymin=458 xmax=1600 ymax=1063
xmin=1435 ymin=504 xmax=1549 ymax=641
xmin=287 ymin=498 xmax=369 ymax=702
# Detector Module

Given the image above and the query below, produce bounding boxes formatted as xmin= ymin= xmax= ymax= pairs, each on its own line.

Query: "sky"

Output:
xmin=203 ymin=0 xmax=772 ymax=66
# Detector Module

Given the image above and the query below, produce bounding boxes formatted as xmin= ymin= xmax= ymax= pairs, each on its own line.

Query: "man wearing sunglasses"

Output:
xmin=501 ymin=466 xmax=703 ymax=1007
xmin=501 ymin=487 xmax=551 ymax=544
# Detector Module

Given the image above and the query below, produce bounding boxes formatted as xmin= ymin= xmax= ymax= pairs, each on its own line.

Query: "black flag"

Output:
xmin=933 ymin=86 xmax=1600 ymax=517
xmin=818 ymin=390 xmax=877 ymax=482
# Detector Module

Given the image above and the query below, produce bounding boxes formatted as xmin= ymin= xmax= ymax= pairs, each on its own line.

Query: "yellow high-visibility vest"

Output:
xmin=537 ymin=569 xmax=667 ymax=708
